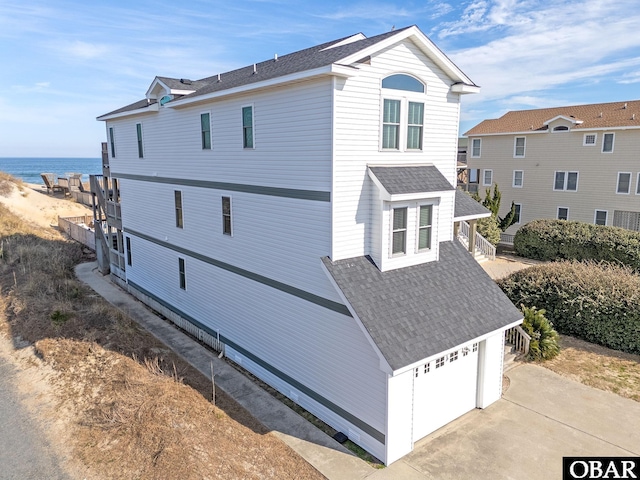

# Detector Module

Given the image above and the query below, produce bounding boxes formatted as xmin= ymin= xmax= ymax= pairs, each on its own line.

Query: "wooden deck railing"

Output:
xmin=505 ymin=325 xmax=531 ymax=357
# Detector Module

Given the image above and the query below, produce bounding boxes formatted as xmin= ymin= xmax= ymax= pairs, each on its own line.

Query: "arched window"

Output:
xmin=382 ymin=74 xmax=425 ymax=93
xmin=553 ymin=125 xmax=569 ymax=131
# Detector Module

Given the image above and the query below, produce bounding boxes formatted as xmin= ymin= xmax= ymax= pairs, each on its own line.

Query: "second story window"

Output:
xmin=392 ymin=207 xmax=407 ymax=255
xmin=554 ymin=171 xmax=578 ymax=191
xmin=513 ymin=170 xmax=524 ymax=188
xmin=584 ymin=134 xmax=596 ymax=146
xmin=382 ymin=99 xmax=401 ymax=149
xmin=242 ymin=106 xmax=254 ymax=148
xmin=617 ymin=172 xmax=631 ymax=194
xmin=514 ymin=137 xmax=526 ymax=157
xmin=201 ymin=113 xmax=211 ymax=149
xmin=175 ymin=190 xmax=183 ymax=228
xmin=136 ymin=123 xmax=143 ymax=158
xmin=407 ymin=102 xmax=424 ymax=150
xmin=109 ymin=127 xmax=116 ymax=158
xmin=471 ymin=138 xmax=481 ymax=157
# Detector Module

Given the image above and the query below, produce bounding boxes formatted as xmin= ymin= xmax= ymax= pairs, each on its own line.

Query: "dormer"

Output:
xmin=145 ymin=76 xmax=199 ymax=104
xmin=543 ymin=115 xmax=583 ymax=132
xmin=368 ymin=165 xmax=455 ymax=272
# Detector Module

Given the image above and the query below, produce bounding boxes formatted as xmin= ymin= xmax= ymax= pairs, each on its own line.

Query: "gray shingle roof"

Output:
xmin=369 ymin=165 xmax=454 ymax=195
xmin=322 ymin=241 xmax=522 ymax=371
xmin=454 ymin=189 xmax=491 ymax=219
xmin=99 ymin=27 xmax=414 ymax=118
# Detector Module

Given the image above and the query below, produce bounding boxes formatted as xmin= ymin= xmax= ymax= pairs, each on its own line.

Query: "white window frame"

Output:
xmin=514 ymin=136 xmax=526 ymax=158
xmin=482 ymin=169 xmax=493 ymax=186
xmin=513 ymin=170 xmax=524 ymax=188
xmin=616 ymin=172 xmax=632 ymax=194
xmin=108 ymin=126 xmax=116 ymax=158
xmin=557 ymin=207 xmax=569 ymax=221
xmin=379 ymin=82 xmax=426 ymax=152
xmin=178 ymin=257 xmax=187 ymax=290
xmin=583 ymin=133 xmax=597 ymax=146
xmin=514 ymin=203 xmax=522 ymax=224
xmin=136 ymin=123 xmax=144 ymax=158
xmin=391 ymin=205 xmax=409 ymax=257
xmin=386 ymin=200 xmax=438 ymax=261
xmin=175 ymin=190 xmax=184 ymax=228
xmin=242 ymin=104 xmax=255 ymax=149
xmin=201 ymin=111 xmax=212 ymax=150
xmin=416 ymin=204 xmax=433 ymax=252
xmin=222 ymin=196 xmax=232 ymax=236
xmin=553 ymin=171 xmax=579 ymax=191
xmin=602 ymin=132 xmax=615 ymax=153
xmin=471 ymin=138 xmax=481 ymax=158
xmin=594 ymin=210 xmax=608 ymax=226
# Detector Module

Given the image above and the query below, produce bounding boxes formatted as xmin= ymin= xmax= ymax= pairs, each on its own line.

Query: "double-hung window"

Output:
xmin=554 ymin=171 xmax=578 ymax=191
xmin=242 ymin=106 xmax=254 ymax=148
xmin=514 ymin=204 xmax=522 ymax=224
xmin=617 ymin=172 xmax=631 ymax=194
xmin=178 ymin=258 xmax=186 ymax=290
xmin=471 ymin=138 xmax=481 ymax=157
xmin=382 ymin=99 xmax=401 ymax=149
xmin=392 ymin=207 xmax=407 ymax=255
xmin=417 ymin=205 xmax=432 ymax=251
xmin=513 ymin=170 xmax=524 ymax=188
xmin=381 ymin=74 xmax=426 ymax=151
xmin=602 ymin=133 xmax=614 ymax=153
xmin=201 ymin=113 xmax=211 ymax=149
xmin=136 ymin=123 xmax=144 ymax=158
xmin=222 ymin=196 xmax=232 ymax=235
xmin=514 ymin=137 xmax=526 ymax=157
xmin=126 ymin=237 xmax=132 ymax=266
xmin=483 ymin=169 xmax=493 ymax=186
xmin=406 ymin=102 xmax=424 ymax=150
xmin=594 ymin=210 xmax=607 ymax=226
xmin=175 ymin=191 xmax=183 ymax=228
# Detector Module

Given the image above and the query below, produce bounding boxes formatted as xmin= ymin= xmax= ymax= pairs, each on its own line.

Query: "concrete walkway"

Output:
xmin=76 ymin=262 xmax=640 ymax=480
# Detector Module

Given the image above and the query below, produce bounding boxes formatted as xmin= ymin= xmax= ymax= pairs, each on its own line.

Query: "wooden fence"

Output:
xmin=58 ymin=215 xmax=95 ymax=250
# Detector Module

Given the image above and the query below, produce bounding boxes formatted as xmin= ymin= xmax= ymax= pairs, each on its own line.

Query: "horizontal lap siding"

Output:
xmin=332 ymin=41 xmax=460 ymax=261
xmin=125 ymin=236 xmax=387 ymax=437
xmin=468 ymin=130 xmax=640 ymax=233
xmin=119 ymin=178 xmax=341 ymax=301
xmin=108 ymin=79 xmax=332 ymax=191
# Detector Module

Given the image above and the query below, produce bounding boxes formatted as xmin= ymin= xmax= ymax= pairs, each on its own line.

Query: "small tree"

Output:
xmin=520 ymin=306 xmax=560 ymax=361
xmin=475 ymin=184 xmax=517 ymax=232
xmin=476 ymin=216 xmax=501 ymax=246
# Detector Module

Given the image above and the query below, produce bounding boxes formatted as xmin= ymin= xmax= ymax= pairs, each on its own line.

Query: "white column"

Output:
xmin=476 ymin=331 xmax=505 ymax=409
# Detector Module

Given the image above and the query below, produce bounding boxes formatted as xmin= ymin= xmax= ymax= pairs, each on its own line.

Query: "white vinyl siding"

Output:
xmin=617 ymin=172 xmax=631 ymax=194
xmin=514 ymin=137 xmax=526 ymax=157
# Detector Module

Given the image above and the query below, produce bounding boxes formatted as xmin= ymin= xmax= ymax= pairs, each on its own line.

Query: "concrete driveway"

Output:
xmin=372 ymin=364 xmax=640 ymax=480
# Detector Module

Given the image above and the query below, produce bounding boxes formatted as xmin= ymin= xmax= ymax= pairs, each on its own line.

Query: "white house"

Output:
xmin=94 ymin=25 xmax=522 ymax=465
xmin=465 ymin=100 xmax=640 ymax=235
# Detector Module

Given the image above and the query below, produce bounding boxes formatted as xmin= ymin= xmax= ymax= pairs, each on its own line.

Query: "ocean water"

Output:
xmin=0 ymin=157 xmax=102 ymax=184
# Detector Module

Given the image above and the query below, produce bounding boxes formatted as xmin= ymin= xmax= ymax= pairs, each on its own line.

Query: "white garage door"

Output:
xmin=412 ymin=342 xmax=479 ymax=442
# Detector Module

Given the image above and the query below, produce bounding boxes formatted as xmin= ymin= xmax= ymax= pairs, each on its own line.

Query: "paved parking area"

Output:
xmin=375 ymin=364 xmax=640 ymax=480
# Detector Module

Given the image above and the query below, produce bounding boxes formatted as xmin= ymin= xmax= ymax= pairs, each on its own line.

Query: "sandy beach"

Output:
xmin=0 ymin=181 xmax=92 ymax=229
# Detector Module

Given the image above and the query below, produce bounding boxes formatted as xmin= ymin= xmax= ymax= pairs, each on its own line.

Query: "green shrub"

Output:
xmin=498 ymin=261 xmax=640 ymax=355
xmin=520 ymin=306 xmax=559 ymax=360
xmin=513 ymin=219 xmax=640 ymax=271
xmin=476 ymin=215 xmax=501 ymax=246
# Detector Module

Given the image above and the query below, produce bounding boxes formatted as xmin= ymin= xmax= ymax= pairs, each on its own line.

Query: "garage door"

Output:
xmin=412 ymin=342 xmax=479 ymax=442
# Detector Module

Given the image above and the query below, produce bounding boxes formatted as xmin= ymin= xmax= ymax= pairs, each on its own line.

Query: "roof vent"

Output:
xmin=253 ymin=63 xmax=257 ymax=74
xmin=274 ymin=53 xmax=278 ymax=61
xmin=217 ymin=73 xmax=221 ymax=83
xmin=633 ymin=113 xmax=636 ymax=120
xmin=599 ymin=112 xmax=603 ymax=118
xmin=180 ymin=78 xmax=192 ymax=85
xmin=624 ymin=102 xmax=628 ymax=109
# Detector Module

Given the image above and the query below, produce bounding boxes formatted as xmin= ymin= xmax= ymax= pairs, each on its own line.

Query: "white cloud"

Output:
xmin=317 ymin=3 xmax=412 ymax=21
xmin=65 ymin=40 xmax=110 ymax=59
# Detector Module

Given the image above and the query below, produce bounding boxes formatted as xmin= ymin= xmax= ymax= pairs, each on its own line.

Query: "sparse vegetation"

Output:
xmin=0 ymin=201 xmax=324 ymax=479
xmin=0 ymin=172 xmax=24 ymax=197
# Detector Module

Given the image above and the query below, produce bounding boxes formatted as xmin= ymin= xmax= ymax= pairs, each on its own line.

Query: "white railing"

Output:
xmin=500 ymin=233 xmax=515 ymax=245
xmin=458 ymin=220 xmax=496 ymax=261
xmin=505 ymin=325 xmax=531 ymax=356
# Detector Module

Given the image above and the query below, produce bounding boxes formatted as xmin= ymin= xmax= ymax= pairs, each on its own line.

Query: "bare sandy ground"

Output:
xmin=0 ymin=182 xmax=91 ymax=229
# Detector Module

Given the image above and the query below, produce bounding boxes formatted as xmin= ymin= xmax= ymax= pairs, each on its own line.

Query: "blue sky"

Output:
xmin=1 ymin=0 xmax=639 ymax=157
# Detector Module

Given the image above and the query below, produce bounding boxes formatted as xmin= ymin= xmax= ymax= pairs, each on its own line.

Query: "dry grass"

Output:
xmin=542 ymin=334 xmax=640 ymax=402
xmin=0 ymin=172 xmax=24 ymax=197
xmin=0 ymin=200 xmax=324 ymax=479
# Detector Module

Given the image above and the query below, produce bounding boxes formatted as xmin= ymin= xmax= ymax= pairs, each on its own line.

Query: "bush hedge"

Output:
xmin=513 ymin=219 xmax=640 ymax=270
xmin=498 ymin=261 xmax=640 ymax=355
